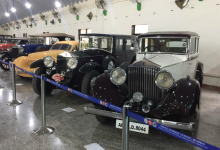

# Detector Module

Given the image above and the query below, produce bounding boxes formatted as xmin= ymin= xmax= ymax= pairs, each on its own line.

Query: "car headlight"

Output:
xmin=133 ymin=92 xmax=143 ymax=103
xmin=155 ymin=70 xmax=174 ymax=89
xmin=18 ymin=47 xmax=24 ymax=54
xmin=67 ymin=58 xmax=78 ymax=69
xmin=110 ymin=67 xmax=126 ymax=85
xmin=7 ymin=46 xmax=11 ymax=51
xmin=44 ymin=56 xmax=54 ymax=68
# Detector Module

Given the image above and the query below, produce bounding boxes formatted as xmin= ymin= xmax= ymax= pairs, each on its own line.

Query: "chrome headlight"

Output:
xmin=110 ymin=67 xmax=126 ymax=85
xmin=7 ymin=46 xmax=11 ymax=51
xmin=155 ymin=70 xmax=174 ymax=89
xmin=18 ymin=47 xmax=24 ymax=54
xmin=67 ymin=58 xmax=78 ymax=69
xmin=44 ymin=56 xmax=54 ymax=68
xmin=133 ymin=92 xmax=143 ymax=103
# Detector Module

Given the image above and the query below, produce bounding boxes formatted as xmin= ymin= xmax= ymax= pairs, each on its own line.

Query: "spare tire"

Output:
xmin=102 ymin=55 xmax=116 ymax=71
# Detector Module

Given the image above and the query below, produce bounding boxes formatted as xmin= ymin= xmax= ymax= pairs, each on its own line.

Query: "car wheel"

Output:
xmin=81 ymin=70 xmax=100 ymax=95
xmin=94 ymin=104 xmax=111 ymax=124
xmin=32 ymin=67 xmax=54 ymax=95
xmin=180 ymin=113 xmax=195 ymax=136
xmin=0 ymin=54 xmax=11 ymax=71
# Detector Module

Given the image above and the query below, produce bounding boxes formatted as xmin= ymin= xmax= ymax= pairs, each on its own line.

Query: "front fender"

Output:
xmin=0 ymin=51 xmax=12 ymax=57
xmin=91 ymin=72 xmax=128 ymax=106
xmin=151 ymin=78 xmax=201 ymax=118
xmin=30 ymin=59 xmax=44 ymax=68
xmin=14 ymin=56 xmax=29 ymax=68
xmin=79 ymin=62 xmax=104 ymax=74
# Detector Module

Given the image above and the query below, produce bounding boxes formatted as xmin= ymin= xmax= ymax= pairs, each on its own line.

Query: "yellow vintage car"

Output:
xmin=14 ymin=40 xmax=79 ymax=78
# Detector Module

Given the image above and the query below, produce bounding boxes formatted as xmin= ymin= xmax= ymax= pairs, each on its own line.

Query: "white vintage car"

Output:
xmin=85 ymin=31 xmax=203 ymax=135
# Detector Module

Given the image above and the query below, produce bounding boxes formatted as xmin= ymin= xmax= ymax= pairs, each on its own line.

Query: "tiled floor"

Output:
xmin=0 ymin=69 xmax=219 ymax=150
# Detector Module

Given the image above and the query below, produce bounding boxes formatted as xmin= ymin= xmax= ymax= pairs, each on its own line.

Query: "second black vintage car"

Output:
xmin=30 ymin=33 xmax=138 ymax=95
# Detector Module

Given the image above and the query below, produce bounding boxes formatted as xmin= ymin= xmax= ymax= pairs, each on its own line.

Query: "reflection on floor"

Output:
xmin=0 ymin=69 xmax=220 ymax=150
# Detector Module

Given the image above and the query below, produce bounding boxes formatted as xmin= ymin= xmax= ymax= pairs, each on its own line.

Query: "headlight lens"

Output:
xmin=67 ymin=58 xmax=78 ymax=69
xmin=44 ymin=56 xmax=54 ymax=68
xmin=18 ymin=47 xmax=24 ymax=54
xmin=155 ymin=70 xmax=174 ymax=89
xmin=133 ymin=92 xmax=143 ymax=103
xmin=110 ymin=67 xmax=126 ymax=85
xmin=7 ymin=46 xmax=11 ymax=51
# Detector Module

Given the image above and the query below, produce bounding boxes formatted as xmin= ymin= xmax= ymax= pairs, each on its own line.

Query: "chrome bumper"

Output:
xmin=84 ymin=107 xmax=195 ymax=131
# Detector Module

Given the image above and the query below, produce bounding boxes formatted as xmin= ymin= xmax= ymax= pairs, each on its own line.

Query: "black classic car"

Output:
xmin=30 ymin=33 xmax=138 ymax=95
xmin=85 ymin=31 xmax=203 ymax=135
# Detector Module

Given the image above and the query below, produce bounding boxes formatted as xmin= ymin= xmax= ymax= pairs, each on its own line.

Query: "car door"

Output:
xmin=114 ymin=37 xmax=126 ymax=66
xmin=125 ymin=38 xmax=136 ymax=63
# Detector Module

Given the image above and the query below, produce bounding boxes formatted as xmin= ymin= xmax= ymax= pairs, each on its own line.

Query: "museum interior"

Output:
xmin=0 ymin=0 xmax=220 ymax=150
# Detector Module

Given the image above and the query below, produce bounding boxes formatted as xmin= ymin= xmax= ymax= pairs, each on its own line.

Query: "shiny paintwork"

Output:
xmin=14 ymin=41 xmax=79 ymax=78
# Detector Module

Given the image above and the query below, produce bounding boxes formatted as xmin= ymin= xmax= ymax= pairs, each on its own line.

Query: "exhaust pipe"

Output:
xmin=84 ymin=107 xmax=194 ymax=131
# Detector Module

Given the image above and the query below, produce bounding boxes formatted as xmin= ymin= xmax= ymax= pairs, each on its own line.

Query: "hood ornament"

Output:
xmin=175 ymin=0 xmax=189 ymax=9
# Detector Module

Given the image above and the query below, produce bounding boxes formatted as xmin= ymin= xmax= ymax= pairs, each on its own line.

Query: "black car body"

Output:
xmin=86 ymin=31 xmax=203 ymax=134
xmin=30 ymin=33 xmax=138 ymax=95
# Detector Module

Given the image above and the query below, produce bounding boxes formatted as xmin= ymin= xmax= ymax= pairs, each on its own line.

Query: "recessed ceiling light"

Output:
xmin=5 ymin=12 xmax=10 ymax=17
xmin=55 ymin=1 xmax=61 ymax=8
xmin=11 ymin=7 xmax=16 ymax=12
xmin=25 ymin=2 xmax=31 ymax=8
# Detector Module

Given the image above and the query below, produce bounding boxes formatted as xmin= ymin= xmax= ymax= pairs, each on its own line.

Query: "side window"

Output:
xmin=116 ymin=38 xmax=124 ymax=51
xmin=196 ymin=38 xmax=199 ymax=53
xmin=190 ymin=38 xmax=196 ymax=53
xmin=126 ymin=39 xmax=133 ymax=50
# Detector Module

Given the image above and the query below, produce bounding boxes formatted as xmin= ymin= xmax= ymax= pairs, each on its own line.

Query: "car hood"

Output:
xmin=134 ymin=54 xmax=188 ymax=68
xmin=28 ymin=50 xmax=66 ymax=62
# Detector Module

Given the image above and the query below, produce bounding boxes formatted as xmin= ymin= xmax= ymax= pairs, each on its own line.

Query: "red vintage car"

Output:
xmin=0 ymin=37 xmax=29 ymax=54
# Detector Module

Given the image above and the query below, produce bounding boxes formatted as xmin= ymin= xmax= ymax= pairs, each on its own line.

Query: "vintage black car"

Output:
xmin=85 ymin=31 xmax=203 ymax=135
xmin=30 ymin=33 xmax=138 ymax=95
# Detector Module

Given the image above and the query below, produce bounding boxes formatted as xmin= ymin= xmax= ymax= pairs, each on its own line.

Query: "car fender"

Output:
xmin=151 ymin=78 xmax=201 ymax=118
xmin=13 ymin=56 xmax=30 ymax=68
xmin=91 ymin=72 xmax=128 ymax=106
xmin=0 ymin=51 xmax=12 ymax=57
xmin=30 ymin=59 xmax=44 ymax=68
xmin=102 ymin=55 xmax=116 ymax=70
xmin=79 ymin=62 xmax=104 ymax=74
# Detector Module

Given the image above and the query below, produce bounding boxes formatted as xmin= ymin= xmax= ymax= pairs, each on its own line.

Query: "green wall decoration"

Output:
xmin=45 ymin=20 xmax=47 ymax=25
xmin=76 ymin=15 xmax=79 ymax=20
xmin=103 ymin=10 xmax=107 ymax=16
xmin=58 ymin=19 xmax=61 ymax=23
xmin=137 ymin=3 xmax=141 ymax=11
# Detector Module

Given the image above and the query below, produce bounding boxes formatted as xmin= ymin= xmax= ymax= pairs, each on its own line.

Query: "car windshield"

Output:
xmin=50 ymin=44 xmax=71 ymax=51
xmin=139 ymin=37 xmax=188 ymax=54
xmin=29 ymin=38 xmax=44 ymax=44
xmin=4 ymin=39 xmax=19 ymax=44
xmin=80 ymin=36 xmax=113 ymax=52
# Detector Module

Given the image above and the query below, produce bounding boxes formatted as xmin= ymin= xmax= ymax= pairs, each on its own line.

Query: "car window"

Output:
xmin=19 ymin=40 xmax=28 ymax=44
xmin=51 ymin=44 xmax=61 ymax=50
xmin=60 ymin=44 xmax=71 ymax=51
xmin=190 ymin=38 xmax=196 ymax=53
xmin=139 ymin=38 xmax=187 ymax=54
xmin=116 ymin=39 xmax=124 ymax=51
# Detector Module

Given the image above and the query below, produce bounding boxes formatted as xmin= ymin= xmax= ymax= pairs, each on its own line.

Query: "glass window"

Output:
xmin=87 ymin=29 xmax=91 ymax=33
xmin=135 ymin=25 xmax=148 ymax=34
xmin=139 ymin=37 xmax=188 ymax=54
xmin=116 ymin=39 xmax=124 ymax=51
xmin=80 ymin=36 xmax=113 ymax=52
xmin=51 ymin=44 xmax=61 ymax=50
xmin=60 ymin=44 xmax=71 ymax=51
xmin=81 ymin=29 xmax=86 ymax=34
xmin=38 ymin=38 xmax=45 ymax=44
xmin=190 ymin=38 xmax=196 ymax=53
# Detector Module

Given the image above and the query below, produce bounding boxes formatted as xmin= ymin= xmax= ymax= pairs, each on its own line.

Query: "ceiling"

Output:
xmin=0 ymin=0 xmax=85 ymax=24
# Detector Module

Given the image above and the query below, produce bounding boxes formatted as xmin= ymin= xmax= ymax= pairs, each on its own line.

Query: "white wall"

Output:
xmin=2 ymin=0 xmax=220 ymax=86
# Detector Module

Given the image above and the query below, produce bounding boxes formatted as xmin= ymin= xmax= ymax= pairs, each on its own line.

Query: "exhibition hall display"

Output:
xmin=0 ymin=0 xmax=219 ymax=150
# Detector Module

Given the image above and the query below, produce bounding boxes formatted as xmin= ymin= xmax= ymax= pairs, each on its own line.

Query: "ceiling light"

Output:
xmin=55 ymin=1 xmax=61 ymax=8
xmin=5 ymin=12 xmax=10 ymax=17
xmin=25 ymin=2 xmax=31 ymax=8
xmin=11 ymin=7 xmax=16 ymax=12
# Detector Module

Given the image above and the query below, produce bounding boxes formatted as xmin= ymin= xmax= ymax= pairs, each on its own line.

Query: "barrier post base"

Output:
xmin=33 ymin=126 xmax=55 ymax=136
xmin=7 ymin=100 xmax=23 ymax=106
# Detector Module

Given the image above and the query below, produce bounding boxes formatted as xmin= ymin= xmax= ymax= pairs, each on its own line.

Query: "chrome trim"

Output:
xmin=110 ymin=67 xmax=127 ymax=86
xmin=155 ymin=70 xmax=175 ymax=90
xmin=84 ymin=107 xmax=194 ymax=131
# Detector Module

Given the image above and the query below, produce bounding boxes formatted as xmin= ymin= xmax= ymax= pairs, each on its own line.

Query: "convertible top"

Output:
xmin=139 ymin=31 xmax=199 ymax=38
xmin=29 ymin=33 xmax=75 ymax=41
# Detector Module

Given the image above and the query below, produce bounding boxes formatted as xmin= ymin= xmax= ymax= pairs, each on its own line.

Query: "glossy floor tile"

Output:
xmin=0 ymin=69 xmax=220 ymax=150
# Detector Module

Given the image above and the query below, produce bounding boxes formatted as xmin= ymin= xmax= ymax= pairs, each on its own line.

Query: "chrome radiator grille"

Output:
xmin=128 ymin=66 xmax=162 ymax=107
xmin=57 ymin=56 xmax=67 ymax=73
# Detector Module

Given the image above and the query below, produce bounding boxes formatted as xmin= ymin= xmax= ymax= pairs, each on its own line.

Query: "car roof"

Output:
xmin=29 ymin=33 xmax=75 ymax=39
xmin=54 ymin=41 xmax=78 ymax=44
xmin=80 ymin=33 xmax=137 ymax=38
xmin=139 ymin=31 xmax=199 ymax=38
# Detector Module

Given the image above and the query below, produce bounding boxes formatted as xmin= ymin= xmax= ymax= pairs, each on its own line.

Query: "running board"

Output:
xmin=84 ymin=107 xmax=195 ymax=131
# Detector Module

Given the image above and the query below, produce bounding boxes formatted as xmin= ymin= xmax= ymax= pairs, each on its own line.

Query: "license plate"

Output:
xmin=52 ymin=73 xmax=64 ymax=82
xmin=116 ymin=119 xmax=149 ymax=134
